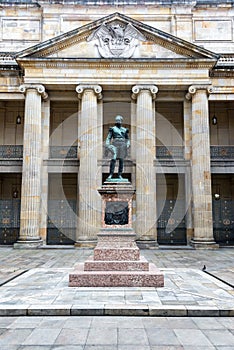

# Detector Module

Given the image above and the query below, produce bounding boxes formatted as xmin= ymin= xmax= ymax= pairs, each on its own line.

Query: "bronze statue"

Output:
xmin=105 ymin=115 xmax=130 ymax=181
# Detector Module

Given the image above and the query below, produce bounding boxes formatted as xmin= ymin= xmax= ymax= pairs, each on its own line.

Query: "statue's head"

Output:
xmin=115 ymin=115 xmax=123 ymax=125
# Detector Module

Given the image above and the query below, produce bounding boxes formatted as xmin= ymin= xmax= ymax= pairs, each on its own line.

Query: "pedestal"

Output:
xmin=69 ymin=182 xmax=164 ymax=287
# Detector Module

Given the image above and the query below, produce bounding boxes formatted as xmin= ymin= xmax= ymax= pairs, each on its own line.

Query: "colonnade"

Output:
xmin=13 ymin=84 xmax=217 ymax=249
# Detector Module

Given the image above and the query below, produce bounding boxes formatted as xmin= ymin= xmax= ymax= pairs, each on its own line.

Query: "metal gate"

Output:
xmin=157 ymin=199 xmax=186 ymax=245
xmin=47 ymin=199 xmax=76 ymax=245
xmin=0 ymin=199 xmax=20 ymax=245
xmin=213 ymin=199 xmax=234 ymax=245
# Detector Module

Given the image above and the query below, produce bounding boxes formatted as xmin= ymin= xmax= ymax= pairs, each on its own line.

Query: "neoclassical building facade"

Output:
xmin=0 ymin=0 xmax=233 ymax=248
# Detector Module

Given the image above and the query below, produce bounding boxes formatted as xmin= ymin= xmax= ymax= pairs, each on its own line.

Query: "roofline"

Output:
xmin=15 ymin=12 xmax=220 ymax=60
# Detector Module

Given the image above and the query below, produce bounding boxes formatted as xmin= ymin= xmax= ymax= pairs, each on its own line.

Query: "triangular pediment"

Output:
xmin=16 ymin=12 xmax=219 ymax=60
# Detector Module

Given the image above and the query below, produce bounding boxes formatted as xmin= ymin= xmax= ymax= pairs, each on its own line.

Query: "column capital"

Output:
xmin=131 ymin=85 xmax=158 ymax=100
xmin=19 ymin=84 xmax=48 ymax=100
xmin=76 ymin=84 xmax=102 ymax=100
xmin=185 ymin=84 xmax=213 ymax=100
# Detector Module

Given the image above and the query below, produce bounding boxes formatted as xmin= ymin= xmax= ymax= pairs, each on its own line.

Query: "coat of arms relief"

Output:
xmin=87 ymin=21 xmax=146 ymax=58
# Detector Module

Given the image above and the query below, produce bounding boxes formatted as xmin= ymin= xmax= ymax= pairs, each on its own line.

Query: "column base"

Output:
xmin=190 ymin=239 xmax=219 ymax=249
xmin=14 ymin=239 xmax=43 ymax=249
xmin=186 ymin=228 xmax=194 ymax=241
xmin=136 ymin=239 xmax=159 ymax=249
xmin=74 ymin=240 xmax=97 ymax=249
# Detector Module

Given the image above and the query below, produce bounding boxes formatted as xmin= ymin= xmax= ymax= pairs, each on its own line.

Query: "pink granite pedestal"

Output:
xmin=69 ymin=182 xmax=164 ymax=287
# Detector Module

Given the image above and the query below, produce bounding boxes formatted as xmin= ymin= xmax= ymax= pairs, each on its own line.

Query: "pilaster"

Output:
xmin=132 ymin=85 xmax=158 ymax=248
xmin=186 ymin=85 xmax=218 ymax=249
xmin=75 ymin=84 xmax=102 ymax=247
xmin=14 ymin=84 xmax=48 ymax=249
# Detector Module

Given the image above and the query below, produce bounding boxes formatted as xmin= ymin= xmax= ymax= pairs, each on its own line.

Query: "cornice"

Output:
xmin=143 ymin=33 xmax=201 ymax=59
xmin=33 ymin=34 xmax=89 ymax=58
xmin=17 ymin=58 xmax=217 ymax=70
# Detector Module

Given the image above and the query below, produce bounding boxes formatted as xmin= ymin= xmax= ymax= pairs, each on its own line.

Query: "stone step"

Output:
xmin=69 ymin=263 xmax=164 ymax=287
xmin=93 ymin=247 xmax=140 ymax=261
xmin=84 ymin=256 xmax=149 ymax=271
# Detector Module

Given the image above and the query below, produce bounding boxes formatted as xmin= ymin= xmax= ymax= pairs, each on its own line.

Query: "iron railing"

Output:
xmin=0 ymin=145 xmax=23 ymax=159
xmin=0 ymin=145 xmax=233 ymax=161
xmin=49 ymin=146 xmax=77 ymax=159
xmin=156 ymin=146 xmax=184 ymax=159
xmin=210 ymin=146 xmax=234 ymax=160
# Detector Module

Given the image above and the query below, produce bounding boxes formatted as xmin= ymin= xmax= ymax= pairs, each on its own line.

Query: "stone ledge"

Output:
xmin=69 ymin=263 xmax=164 ymax=287
xmin=0 ymin=305 xmax=233 ymax=317
xmin=93 ymin=247 xmax=140 ymax=261
xmin=84 ymin=256 xmax=149 ymax=271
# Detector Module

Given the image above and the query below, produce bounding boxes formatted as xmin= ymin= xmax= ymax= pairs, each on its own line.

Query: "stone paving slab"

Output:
xmin=0 ymin=266 xmax=233 ymax=317
xmin=0 ymin=315 xmax=233 ymax=349
xmin=0 ymin=247 xmax=233 ymax=284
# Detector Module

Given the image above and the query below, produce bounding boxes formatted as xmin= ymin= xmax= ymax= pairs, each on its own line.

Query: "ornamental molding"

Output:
xmin=32 ymin=34 xmax=88 ymax=58
xmin=19 ymin=84 xmax=48 ymax=100
xmin=18 ymin=59 xmax=215 ymax=70
xmin=131 ymin=85 xmax=158 ymax=100
xmin=76 ymin=84 xmax=102 ymax=100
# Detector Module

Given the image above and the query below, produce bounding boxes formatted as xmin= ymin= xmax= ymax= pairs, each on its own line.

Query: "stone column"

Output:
xmin=14 ymin=84 xmax=48 ymax=248
xmin=183 ymin=98 xmax=193 ymax=242
xmin=132 ymin=85 xmax=158 ymax=248
xmin=75 ymin=85 xmax=102 ymax=247
xmin=40 ymin=99 xmax=50 ymax=243
xmin=186 ymin=85 xmax=218 ymax=248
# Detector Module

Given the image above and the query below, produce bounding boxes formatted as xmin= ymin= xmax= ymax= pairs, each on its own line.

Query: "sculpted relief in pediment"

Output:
xmin=87 ymin=21 xmax=146 ymax=58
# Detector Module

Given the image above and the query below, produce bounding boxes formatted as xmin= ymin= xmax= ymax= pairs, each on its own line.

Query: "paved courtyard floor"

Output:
xmin=0 ymin=247 xmax=233 ymax=349
xmin=0 ymin=315 xmax=233 ymax=349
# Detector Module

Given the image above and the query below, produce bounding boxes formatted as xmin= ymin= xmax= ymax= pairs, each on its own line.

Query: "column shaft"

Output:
xmin=183 ymin=98 xmax=193 ymax=240
xmin=190 ymin=88 xmax=217 ymax=248
xmin=15 ymin=87 xmax=44 ymax=247
xmin=40 ymin=99 xmax=50 ymax=242
xmin=133 ymin=87 xmax=157 ymax=246
xmin=184 ymin=98 xmax=192 ymax=161
xmin=76 ymin=86 xmax=102 ymax=246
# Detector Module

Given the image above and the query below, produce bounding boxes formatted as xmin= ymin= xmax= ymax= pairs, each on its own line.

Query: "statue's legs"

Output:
xmin=107 ymin=159 xmax=116 ymax=179
xmin=118 ymin=158 xmax=124 ymax=179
